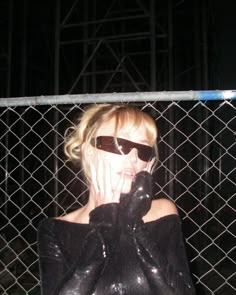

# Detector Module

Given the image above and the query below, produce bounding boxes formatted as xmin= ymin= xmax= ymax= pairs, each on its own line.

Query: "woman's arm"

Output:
xmin=38 ymin=219 xmax=68 ymax=295
xmin=119 ymin=171 xmax=196 ymax=295
xmin=133 ymin=217 xmax=195 ymax=295
xmin=38 ymin=203 xmax=119 ymax=295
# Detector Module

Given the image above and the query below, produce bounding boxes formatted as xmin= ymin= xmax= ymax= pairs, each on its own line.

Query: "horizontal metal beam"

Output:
xmin=1 ymin=90 xmax=236 ymax=107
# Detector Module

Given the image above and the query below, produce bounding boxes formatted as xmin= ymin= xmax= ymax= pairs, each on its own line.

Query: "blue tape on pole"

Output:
xmin=196 ymin=90 xmax=236 ymax=101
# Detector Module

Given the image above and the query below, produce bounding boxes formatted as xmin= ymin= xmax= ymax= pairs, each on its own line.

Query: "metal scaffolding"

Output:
xmin=55 ymin=0 xmax=209 ymax=94
xmin=0 ymin=0 xmax=212 ymax=97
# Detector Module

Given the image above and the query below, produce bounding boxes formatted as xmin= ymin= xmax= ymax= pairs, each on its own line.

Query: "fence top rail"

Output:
xmin=0 ymin=90 xmax=236 ymax=107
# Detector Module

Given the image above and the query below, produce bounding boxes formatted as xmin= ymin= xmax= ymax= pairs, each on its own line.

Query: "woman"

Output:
xmin=38 ymin=103 xmax=195 ymax=295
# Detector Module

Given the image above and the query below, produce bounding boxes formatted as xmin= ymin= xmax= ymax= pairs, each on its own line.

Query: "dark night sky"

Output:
xmin=1 ymin=0 xmax=236 ymax=97
xmin=214 ymin=1 xmax=236 ymax=89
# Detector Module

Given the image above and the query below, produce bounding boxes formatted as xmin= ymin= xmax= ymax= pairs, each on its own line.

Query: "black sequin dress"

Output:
xmin=38 ymin=172 xmax=195 ymax=295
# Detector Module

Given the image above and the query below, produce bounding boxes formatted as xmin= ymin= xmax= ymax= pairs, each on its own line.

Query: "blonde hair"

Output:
xmin=64 ymin=103 xmax=158 ymax=183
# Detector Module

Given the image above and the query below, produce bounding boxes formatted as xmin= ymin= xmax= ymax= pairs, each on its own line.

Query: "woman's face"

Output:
xmin=90 ymin=118 xmax=154 ymax=194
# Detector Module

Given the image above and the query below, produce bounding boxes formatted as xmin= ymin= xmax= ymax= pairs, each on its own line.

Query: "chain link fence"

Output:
xmin=0 ymin=92 xmax=235 ymax=295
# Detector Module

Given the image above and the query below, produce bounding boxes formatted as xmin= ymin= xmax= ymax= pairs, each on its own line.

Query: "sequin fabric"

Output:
xmin=38 ymin=172 xmax=196 ymax=295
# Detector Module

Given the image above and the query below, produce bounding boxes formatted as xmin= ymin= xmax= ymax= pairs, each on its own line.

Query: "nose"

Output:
xmin=127 ymin=148 xmax=138 ymax=162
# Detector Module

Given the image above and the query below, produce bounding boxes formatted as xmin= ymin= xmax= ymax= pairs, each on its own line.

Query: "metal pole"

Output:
xmin=20 ymin=0 xmax=27 ymax=96
xmin=194 ymin=0 xmax=201 ymax=89
xmin=54 ymin=0 xmax=60 ymax=95
xmin=202 ymin=0 xmax=209 ymax=89
xmin=168 ymin=0 xmax=174 ymax=90
xmin=82 ymin=0 xmax=88 ymax=93
xmin=7 ymin=0 xmax=13 ymax=97
xmin=150 ymin=0 xmax=156 ymax=90
xmin=54 ymin=0 xmax=60 ymax=216
xmin=92 ymin=2 xmax=97 ymax=92
xmin=1 ymin=90 xmax=236 ymax=107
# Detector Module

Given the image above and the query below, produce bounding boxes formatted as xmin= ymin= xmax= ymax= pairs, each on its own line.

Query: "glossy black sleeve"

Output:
xmin=38 ymin=219 xmax=68 ymax=295
xmin=119 ymin=171 xmax=195 ymax=295
xmin=38 ymin=203 xmax=119 ymax=295
xmin=133 ymin=217 xmax=196 ymax=295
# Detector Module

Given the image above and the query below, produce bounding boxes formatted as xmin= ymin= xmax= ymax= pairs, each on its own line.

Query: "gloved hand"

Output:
xmin=89 ymin=203 xmax=120 ymax=226
xmin=119 ymin=171 xmax=153 ymax=228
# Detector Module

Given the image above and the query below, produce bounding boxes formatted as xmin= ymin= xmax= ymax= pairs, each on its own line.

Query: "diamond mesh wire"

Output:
xmin=0 ymin=98 xmax=235 ymax=295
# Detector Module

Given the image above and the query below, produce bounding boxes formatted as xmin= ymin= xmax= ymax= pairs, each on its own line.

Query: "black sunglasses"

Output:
xmin=90 ymin=136 xmax=155 ymax=162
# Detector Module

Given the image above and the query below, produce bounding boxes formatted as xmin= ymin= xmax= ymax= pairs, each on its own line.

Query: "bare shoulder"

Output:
xmin=143 ymin=198 xmax=178 ymax=223
xmin=153 ymin=198 xmax=179 ymax=215
xmin=55 ymin=207 xmax=87 ymax=223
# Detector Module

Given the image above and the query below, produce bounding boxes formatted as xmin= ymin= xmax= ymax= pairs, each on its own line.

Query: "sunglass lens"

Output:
xmin=92 ymin=136 xmax=154 ymax=162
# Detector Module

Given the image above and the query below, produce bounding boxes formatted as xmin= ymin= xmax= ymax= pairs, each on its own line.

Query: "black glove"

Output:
xmin=89 ymin=202 xmax=119 ymax=226
xmin=57 ymin=204 xmax=121 ymax=295
xmin=89 ymin=202 xmax=120 ymax=256
xmin=119 ymin=171 xmax=153 ymax=228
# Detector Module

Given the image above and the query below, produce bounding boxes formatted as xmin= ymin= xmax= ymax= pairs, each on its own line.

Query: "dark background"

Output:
xmin=0 ymin=0 xmax=236 ymax=98
xmin=0 ymin=1 xmax=235 ymax=295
